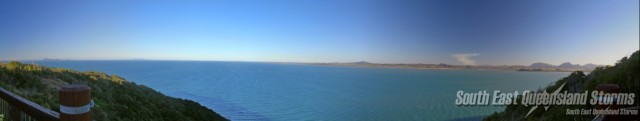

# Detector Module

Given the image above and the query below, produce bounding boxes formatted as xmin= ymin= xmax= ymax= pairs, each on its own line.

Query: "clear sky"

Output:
xmin=0 ymin=0 xmax=637 ymax=65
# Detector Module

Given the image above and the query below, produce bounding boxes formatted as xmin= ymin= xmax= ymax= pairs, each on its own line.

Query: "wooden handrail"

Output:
xmin=0 ymin=84 xmax=93 ymax=121
xmin=0 ymin=87 xmax=60 ymax=121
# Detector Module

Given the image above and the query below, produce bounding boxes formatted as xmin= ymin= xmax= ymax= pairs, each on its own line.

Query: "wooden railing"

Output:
xmin=0 ymin=84 xmax=92 ymax=121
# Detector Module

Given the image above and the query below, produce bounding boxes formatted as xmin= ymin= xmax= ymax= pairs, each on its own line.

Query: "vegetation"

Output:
xmin=484 ymin=50 xmax=639 ymax=121
xmin=0 ymin=61 xmax=227 ymax=121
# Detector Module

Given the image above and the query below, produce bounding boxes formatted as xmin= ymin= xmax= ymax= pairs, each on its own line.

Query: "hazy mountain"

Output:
xmin=526 ymin=62 xmax=603 ymax=71
xmin=582 ymin=63 xmax=598 ymax=68
xmin=529 ymin=62 xmax=555 ymax=68
xmin=558 ymin=62 xmax=581 ymax=68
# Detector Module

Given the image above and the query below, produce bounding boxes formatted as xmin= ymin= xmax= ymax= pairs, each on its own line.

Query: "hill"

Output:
xmin=558 ymin=62 xmax=581 ymax=69
xmin=485 ymin=50 xmax=639 ymax=120
xmin=522 ymin=62 xmax=604 ymax=72
xmin=529 ymin=62 xmax=556 ymax=68
xmin=0 ymin=61 xmax=227 ymax=121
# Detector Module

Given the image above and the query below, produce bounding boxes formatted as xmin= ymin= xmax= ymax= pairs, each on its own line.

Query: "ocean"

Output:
xmin=34 ymin=60 xmax=570 ymax=121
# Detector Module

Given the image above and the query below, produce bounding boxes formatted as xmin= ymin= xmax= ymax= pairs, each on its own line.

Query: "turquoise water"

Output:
xmin=35 ymin=61 xmax=570 ymax=121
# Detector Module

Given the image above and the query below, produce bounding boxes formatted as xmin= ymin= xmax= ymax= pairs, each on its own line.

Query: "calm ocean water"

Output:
xmin=35 ymin=61 xmax=569 ymax=121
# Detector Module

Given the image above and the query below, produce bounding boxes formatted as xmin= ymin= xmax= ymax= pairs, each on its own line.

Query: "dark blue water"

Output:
xmin=34 ymin=61 xmax=569 ymax=121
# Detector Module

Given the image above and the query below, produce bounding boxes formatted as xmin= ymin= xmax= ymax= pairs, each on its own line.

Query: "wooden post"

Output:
xmin=59 ymin=84 xmax=91 ymax=121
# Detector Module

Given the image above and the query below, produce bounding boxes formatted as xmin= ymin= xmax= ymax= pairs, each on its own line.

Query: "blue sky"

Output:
xmin=0 ymin=0 xmax=637 ymax=65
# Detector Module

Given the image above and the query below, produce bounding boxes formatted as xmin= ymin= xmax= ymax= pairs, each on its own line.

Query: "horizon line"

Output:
xmin=0 ymin=58 xmax=613 ymax=67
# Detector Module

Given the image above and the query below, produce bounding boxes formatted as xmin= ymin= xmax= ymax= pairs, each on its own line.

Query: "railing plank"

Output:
xmin=0 ymin=87 xmax=59 ymax=121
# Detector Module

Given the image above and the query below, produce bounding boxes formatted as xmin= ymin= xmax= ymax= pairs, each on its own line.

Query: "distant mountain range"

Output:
xmin=311 ymin=61 xmax=605 ymax=72
xmin=529 ymin=62 xmax=604 ymax=70
xmin=34 ymin=59 xmax=605 ymax=72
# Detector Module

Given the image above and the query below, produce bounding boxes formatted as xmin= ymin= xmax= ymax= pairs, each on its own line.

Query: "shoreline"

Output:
xmin=302 ymin=63 xmax=591 ymax=72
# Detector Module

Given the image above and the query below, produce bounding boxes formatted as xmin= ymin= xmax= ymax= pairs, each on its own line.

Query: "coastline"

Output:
xmin=301 ymin=62 xmax=593 ymax=72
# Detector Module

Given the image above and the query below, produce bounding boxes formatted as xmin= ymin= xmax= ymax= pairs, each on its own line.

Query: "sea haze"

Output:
xmin=34 ymin=60 xmax=570 ymax=120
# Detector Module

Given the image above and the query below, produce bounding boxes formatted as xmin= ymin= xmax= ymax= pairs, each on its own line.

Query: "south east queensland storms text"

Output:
xmin=455 ymin=90 xmax=635 ymax=106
